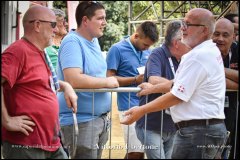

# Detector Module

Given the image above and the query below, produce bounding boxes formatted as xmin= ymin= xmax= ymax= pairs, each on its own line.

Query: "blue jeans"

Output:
xmin=60 ymin=114 xmax=109 ymax=159
xmin=172 ymin=123 xmax=227 ymax=159
xmin=135 ymin=125 xmax=175 ymax=159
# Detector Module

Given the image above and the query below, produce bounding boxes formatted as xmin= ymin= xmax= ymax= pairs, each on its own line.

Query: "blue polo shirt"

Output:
xmin=57 ymin=30 xmax=111 ymax=125
xmin=136 ymin=44 xmax=178 ymax=132
xmin=106 ymin=36 xmax=151 ymax=111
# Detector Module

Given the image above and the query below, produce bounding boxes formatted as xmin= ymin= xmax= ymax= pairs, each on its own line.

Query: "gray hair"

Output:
xmin=164 ymin=20 xmax=182 ymax=47
xmin=52 ymin=8 xmax=65 ymax=17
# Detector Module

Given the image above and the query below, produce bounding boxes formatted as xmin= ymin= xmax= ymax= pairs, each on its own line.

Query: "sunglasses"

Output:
xmin=29 ymin=20 xmax=57 ymax=28
xmin=83 ymin=1 xmax=99 ymax=12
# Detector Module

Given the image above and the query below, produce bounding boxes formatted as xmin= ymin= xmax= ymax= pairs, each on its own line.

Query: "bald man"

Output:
xmin=212 ymin=18 xmax=238 ymax=89
xmin=121 ymin=8 xmax=227 ymax=159
xmin=1 ymin=5 xmax=77 ymax=159
xmin=212 ymin=18 xmax=239 ymax=159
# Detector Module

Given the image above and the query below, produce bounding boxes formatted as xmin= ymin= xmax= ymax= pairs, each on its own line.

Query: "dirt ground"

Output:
xmin=101 ymin=93 xmax=126 ymax=159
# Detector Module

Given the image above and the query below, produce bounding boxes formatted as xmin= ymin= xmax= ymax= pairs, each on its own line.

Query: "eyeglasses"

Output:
xmin=182 ymin=21 xmax=205 ymax=29
xmin=29 ymin=20 xmax=57 ymax=28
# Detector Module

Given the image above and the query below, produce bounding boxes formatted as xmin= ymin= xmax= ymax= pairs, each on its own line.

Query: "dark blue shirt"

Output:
xmin=136 ymin=44 xmax=179 ymax=132
xmin=224 ymin=42 xmax=238 ymax=131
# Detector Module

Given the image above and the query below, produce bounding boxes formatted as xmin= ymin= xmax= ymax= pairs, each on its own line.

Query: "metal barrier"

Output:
xmin=72 ymin=88 xmax=238 ymax=159
xmin=74 ymin=87 xmax=141 ymax=159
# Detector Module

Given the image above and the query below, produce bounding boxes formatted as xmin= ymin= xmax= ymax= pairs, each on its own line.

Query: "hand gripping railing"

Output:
xmin=69 ymin=88 xmax=238 ymax=159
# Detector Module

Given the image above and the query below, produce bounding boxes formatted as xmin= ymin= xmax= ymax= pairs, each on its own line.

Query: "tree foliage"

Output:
xmin=99 ymin=1 xmax=128 ymax=51
xmin=53 ymin=1 xmax=67 ymax=11
xmin=53 ymin=1 xmax=233 ymax=51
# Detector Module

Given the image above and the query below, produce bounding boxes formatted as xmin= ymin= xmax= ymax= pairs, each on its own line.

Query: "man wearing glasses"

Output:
xmin=121 ymin=8 xmax=228 ymax=159
xmin=1 ymin=5 xmax=78 ymax=159
xmin=135 ymin=20 xmax=191 ymax=159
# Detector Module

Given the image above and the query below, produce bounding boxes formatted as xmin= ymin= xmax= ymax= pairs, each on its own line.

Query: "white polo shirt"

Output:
xmin=170 ymin=39 xmax=226 ymax=123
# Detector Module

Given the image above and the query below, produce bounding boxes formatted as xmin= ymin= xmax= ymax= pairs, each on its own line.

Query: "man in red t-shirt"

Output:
xmin=1 ymin=5 xmax=78 ymax=159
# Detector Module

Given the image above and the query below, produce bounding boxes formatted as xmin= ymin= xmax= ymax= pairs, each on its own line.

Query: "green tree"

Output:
xmin=53 ymin=1 xmax=233 ymax=50
xmin=99 ymin=1 xmax=128 ymax=51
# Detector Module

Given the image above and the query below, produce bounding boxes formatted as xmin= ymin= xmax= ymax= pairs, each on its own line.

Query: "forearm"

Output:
xmin=1 ymin=85 xmax=9 ymax=128
xmin=66 ymin=74 xmax=110 ymax=89
xmin=225 ymin=68 xmax=239 ymax=82
xmin=114 ymin=76 xmax=136 ymax=87
xmin=141 ymin=92 xmax=182 ymax=114
xmin=226 ymin=78 xmax=238 ymax=90
xmin=148 ymin=76 xmax=170 ymax=85
xmin=63 ymin=68 xmax=108 ymax=89
xmin=152 ymin=81 xmax=173 ymax=94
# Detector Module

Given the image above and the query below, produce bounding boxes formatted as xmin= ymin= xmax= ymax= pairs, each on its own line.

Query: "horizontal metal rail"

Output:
xmin=74 ymin=87 xmax=237 ymax=92
xmin=74 ymin=87 xmax=141 ymax=93
xmin=70 ymin=87 xmax=238 ymax=159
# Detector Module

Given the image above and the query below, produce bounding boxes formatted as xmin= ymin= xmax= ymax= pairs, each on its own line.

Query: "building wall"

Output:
xmin=1 ymin=1 xmax=18 ymax=51
xmin=1 ymin=1 xmax=53 ymax=52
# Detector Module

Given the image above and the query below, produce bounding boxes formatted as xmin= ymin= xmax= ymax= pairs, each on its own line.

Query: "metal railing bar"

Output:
xmin=74 ymin=87 xmax=141 ymax=93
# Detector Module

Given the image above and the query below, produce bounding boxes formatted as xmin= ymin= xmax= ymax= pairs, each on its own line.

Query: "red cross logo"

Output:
xmin=178 ymin=85 xmax=185 ymax=93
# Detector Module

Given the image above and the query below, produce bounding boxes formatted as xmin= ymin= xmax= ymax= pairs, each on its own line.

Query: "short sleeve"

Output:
xmin=147 ymin=51 xmax=163 ymax=78
xmin=106 ymin=45 xmax=120 ymax=70
xmin=59 ymin=39 xmax=83 ymax=70
xmin=1 ymin=52 xmax=23 ymax=88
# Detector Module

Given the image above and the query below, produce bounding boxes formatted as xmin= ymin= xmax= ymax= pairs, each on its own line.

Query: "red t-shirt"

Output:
xmin=2 ymin=39 xmax=61 ymax=151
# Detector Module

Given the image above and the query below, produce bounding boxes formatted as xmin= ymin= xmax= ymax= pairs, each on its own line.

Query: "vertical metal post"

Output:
xmin=128 ymin=1 xmax=133 ymax=35
xmin=91 ymin=92 xmax=95 ymax=158
xmin=233 ymin=91 xmax=238 ymax=159
xmin=108 ymin=92 xmax=113 ymax=158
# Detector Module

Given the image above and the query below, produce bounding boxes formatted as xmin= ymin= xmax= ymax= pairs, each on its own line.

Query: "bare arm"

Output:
xmin=120 ymin=92 xmax=182 ymax=125
xmin=148 ymin=76 xmax=170 ymax=85
xmin=107 ymin=69 xmax=143 ymax=86
xmin=225 ymin=68 xmax=238 ymax=82
xmin=59 ymin=80 xmax=78 ymax=113
xmin=63 ymin=68 xmax=119 ymax=89
xmin=226 ymin=78 xmax=238 ymax=90
xmin=137 ymin=77 xmax=173 ymax=96
xmin=1 ymin=77 xmax=35 ymax=136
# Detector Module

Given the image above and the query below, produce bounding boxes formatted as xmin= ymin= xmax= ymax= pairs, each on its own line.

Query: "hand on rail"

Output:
xmin=106 ymin=77 xmax=119 ymax=88
xmin=137 ymin=82 xmax=154 ymax=97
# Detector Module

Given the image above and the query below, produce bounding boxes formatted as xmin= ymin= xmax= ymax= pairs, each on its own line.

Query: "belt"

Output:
xmin=175 ymin=119 xmax=224 ymax=129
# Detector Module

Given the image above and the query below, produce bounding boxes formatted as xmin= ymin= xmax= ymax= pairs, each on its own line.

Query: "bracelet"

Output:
xmin=132 ymin=76 xmax=137 ymax=85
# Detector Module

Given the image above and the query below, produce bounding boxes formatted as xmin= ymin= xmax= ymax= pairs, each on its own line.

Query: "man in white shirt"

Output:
xmin=121 ymin=8 xmax=228 ymax=159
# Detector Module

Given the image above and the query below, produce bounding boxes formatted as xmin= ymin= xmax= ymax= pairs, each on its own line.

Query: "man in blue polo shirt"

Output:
xmin=106 ymin=21 xmax=159 ymax=159
xmin=57 ymin=2 xmax=119 ymax=159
